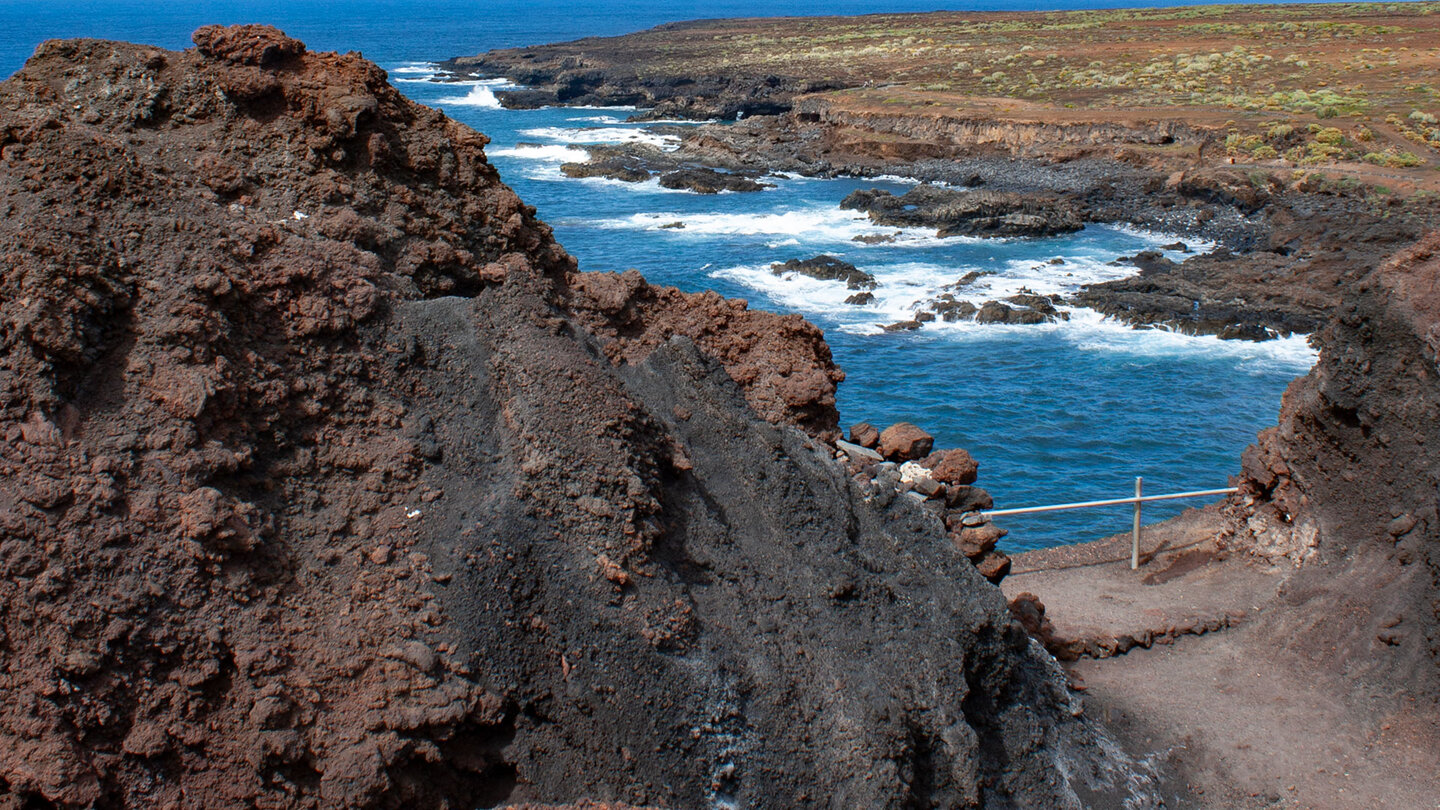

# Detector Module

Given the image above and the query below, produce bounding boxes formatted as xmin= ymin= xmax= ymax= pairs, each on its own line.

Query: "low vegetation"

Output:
xmin=501 ymin=3 xmax=1440 ymax=173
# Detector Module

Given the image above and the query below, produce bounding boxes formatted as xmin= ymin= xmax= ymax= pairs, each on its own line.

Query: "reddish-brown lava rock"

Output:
xmin=0 ymin=25 xmax=1159 ymax=810
xmin=1228 ymin=232 xmax=1440 ymax=707
xmin=975 ymin=551 xmax=1013 ymax=584
xmin=945 ymin=484 xmax=994 ymax=512
xmin=1008 ymin=592 xmax=1056 ymax=646
xmin=565 ymin=269 xmax=844 ymax=440
xmin=192 ymin=23 xmax=306 ymax=66
xmin=921 ymin=448 xmax=979 ymax=485
xmin=877 ymin=422 xmax=934 ymax=461
xmin=849 ymin=421 xmax=880 ymax=448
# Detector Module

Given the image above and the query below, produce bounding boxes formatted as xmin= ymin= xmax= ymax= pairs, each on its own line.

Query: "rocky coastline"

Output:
xmin=441 ymin=7 xmax=1440 ymax=343
xmin=0 ymin=26 xmax=1162 ymax=808
xmin=433 ymin=8 xmax=1440 ymax=803
xmin=3 ymin=5 xmax=1439 ymax=808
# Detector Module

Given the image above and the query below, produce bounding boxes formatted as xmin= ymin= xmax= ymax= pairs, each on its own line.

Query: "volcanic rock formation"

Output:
xmin=0 ymin=25 xmax=1157 ymax=809
xmin=1228 ymin=233 xmax=1440 ymax=704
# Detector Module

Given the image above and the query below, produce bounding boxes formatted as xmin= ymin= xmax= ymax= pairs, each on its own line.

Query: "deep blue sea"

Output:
xmin=1 ymin=0 xmax=1328 ymax=550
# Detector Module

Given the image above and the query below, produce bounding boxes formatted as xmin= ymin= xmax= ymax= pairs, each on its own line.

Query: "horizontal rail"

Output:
xmin=979 ymin=487 xmax=1237 ymax=518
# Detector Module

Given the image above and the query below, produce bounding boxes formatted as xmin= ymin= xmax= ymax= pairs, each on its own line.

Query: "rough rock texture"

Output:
xmin=878 ymin=422 xmax=935 ymax=462
xmin=1228 ymin=233 xmax=1440 ymax=705
xmin=563 ymin=269 xmax=844 ymax=440
xmin=559 ymin=145 xmax=773 ymax=194
xmin=841 ymin=186 xmax=1085 ymax=239
xmin=0 ymin=27 xmax=1156 ymax=809
xmin=922 ymin=449 xmax=979 ymax=487
xmin=770 ymin=255 xmax=876 ymax=290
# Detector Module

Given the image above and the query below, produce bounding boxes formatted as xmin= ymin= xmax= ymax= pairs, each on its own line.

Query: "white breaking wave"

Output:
xmin=1063 ymin=308 xmax=1317 ymax=371
xmin=437 ymin=84 xmax=502 ymax=108
xmin=488 ymin=144 xmax=590 ymax=162
xmin=592 ymin=208 xmax=940 ymax=243
xmin=390 ymin=63 xmax=433 ymax=74
xmin=711 ymin=237 xmax=1315 ymax=371
xmin=517 ymin=126 xmax=680 ymax=150
xmin=434 ymin=79 xmax=521 ymax=107
xmin=487 ymin=144 xmax=593 ymax=181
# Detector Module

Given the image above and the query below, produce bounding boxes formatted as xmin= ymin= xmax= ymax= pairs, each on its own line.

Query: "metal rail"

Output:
xmin=975 ymin=480 xmax=1238 ymax=570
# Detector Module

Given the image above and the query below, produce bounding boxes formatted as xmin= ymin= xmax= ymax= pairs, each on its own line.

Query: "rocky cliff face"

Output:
xmin=1230 ymin=233 xmax=1440 ymax=702
xmin=0 ymin=26 xmax=1153 ymax=809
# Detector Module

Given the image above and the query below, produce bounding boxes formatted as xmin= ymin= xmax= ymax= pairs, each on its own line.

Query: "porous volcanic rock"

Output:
xmin=878 ymin=422 xmax=935 ymax=461
xmin=1228 ymin=233 xmax=1440 ymax=704
xmin=922 ymin=448 xmax=980 ymax=486
xmin=0 ymin=26 xmax=1158 ymax=809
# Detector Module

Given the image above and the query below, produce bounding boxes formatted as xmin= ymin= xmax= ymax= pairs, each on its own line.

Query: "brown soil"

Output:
xmin=1004 ymin=508 xmax=1440 ymax=808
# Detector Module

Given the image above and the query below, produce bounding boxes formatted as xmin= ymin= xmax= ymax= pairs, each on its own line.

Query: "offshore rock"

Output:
xmin=560 ymin=144 xmax=773 ymax=193
xmin=841 ymin=186 xmax=1086 ymax=238
xmin=0 ymin=26 xmax=1158 ymax=809
xmin=770 ymin=255 xmax=877 ymax=290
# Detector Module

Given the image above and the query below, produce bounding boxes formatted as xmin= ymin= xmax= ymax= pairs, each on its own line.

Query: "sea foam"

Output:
xmin=518 ymin=126 xmax=680 ymax=150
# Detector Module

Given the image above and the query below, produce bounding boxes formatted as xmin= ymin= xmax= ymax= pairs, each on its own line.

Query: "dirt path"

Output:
xmin=1003 ymin=508 xmax=1440 ymax=809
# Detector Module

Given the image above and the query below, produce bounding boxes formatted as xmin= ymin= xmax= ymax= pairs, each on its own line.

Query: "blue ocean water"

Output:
xmin=0 ymin=0 xmax=1323 ymax=550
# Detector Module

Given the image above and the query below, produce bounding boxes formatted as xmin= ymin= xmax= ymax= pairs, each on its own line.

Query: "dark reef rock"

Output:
xmin=560 ymin=144 xmax=773 ymax=193
xmin=659 ymin=166 xmax=772 ymax=194
xmin=771 ymin=256 xmax=876 ymax=290
xmin=1073 ymin=248 xmax=1329 ymax=341
xmin=841 ymin=186 xmax=1086 ymax=238
xmin=975 ymin=301 xmax=1047 ymax=325
xmin=0 ymin=26 xmax=1157 ymax=810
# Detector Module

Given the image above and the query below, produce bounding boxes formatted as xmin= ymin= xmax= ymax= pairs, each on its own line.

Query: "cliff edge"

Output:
xmin=0 ymin=26 xmax=1149 ymax=808
xmin=1231 ymin=232 xmax=1440 ymax=702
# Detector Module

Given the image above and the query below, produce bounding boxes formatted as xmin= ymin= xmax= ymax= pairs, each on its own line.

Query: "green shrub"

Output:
xmin=1362 ymin=150 xmax=1425 ymax=168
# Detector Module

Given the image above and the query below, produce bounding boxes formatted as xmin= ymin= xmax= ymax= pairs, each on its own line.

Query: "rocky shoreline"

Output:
xmin=440 ymin=20 xmax=1440 ymax=343
xmin=0 ymin=26 xmax=1164 ymax=808
xmin=430 ymin=14 xmax=1440 ymax=803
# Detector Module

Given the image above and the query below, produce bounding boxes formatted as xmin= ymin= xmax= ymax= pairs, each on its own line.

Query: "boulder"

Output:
xmin=898 ymin=461 xmax=942 ymax=498
xmin=879 ymin=423 xmax=934 ymax=462
xmin=974 ymin=551 xmax=1012 ymax=584
xmin=935 ymin=299 xmax=977 ymax=322
xmin=771 ymin=255 xmax=876 ymax=290
xmin=953 ymin=523 xmax=1006 ymax=558
xmin=1008 ymin=592 xmax=1049 ymax=637
xmin=921 ymin=448 xmax=979 ymax=486
xmin=849 ymin=422 xmax=880 ymax=449
xmin=844 ymin=291 xmax=876 ymax=305
xmin=945 ymin=485 xmax=994 ymax=512
xmin=881 ymin=320 xmax=921 ymax=332
xmin=975 ymin=301 xmax=1048 ymax=325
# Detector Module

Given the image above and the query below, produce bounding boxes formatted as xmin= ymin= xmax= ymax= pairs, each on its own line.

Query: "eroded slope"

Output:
xmin=0 ymin=26 xmax=1148 ymax=809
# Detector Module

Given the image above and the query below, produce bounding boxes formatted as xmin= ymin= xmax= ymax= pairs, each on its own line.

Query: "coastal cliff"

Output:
xmin=0 ymin=26 xmax=1154 ymax=808
xmin=1229 ymin=234 xmax=1440 ymax=701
